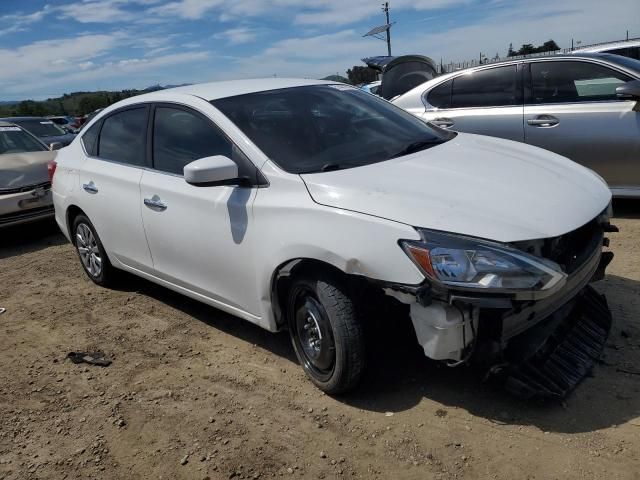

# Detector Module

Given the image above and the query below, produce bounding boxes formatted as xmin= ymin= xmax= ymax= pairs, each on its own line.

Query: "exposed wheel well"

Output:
xmin=270 ymin=258 xmax=387 ymax=329
xmin=66 ymin=205 xmax=86 ymax=243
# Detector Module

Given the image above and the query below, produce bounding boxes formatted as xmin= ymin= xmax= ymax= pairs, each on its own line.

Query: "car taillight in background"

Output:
xmin=47 ymin=160 xmax=57 ymax=182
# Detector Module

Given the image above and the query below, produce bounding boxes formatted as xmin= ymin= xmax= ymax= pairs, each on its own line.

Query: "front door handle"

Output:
xmin=431 ymin=118 xmax=455 ymax=128
xmin=144 ymin=195 xmax=167 ymax=211
xmin=82 ymin=181 xmax=98 ymax=194
xmin=527 ymin=115 xmax=559 ymax=127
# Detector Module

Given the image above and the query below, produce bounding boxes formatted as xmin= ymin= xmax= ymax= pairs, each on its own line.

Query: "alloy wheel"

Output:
xmin=76 ymin=223 xmax=102 ymax=277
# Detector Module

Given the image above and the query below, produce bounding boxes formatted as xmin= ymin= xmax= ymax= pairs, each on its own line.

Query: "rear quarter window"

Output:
xmin=81 ymin=121 xmax=100 ymax=156
xmin=426 ymin=80 xmax=452 ymax=108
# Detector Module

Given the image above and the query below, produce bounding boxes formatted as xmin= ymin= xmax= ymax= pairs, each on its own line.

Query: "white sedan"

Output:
xmin=52 ymin=78 xmax=614 ymax=396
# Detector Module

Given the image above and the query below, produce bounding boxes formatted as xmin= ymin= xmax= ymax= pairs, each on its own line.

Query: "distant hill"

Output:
xmin=321 ymin=75 xmax=351 ymax=84
xmin=0 ymin=84 xmax=191 ymax=117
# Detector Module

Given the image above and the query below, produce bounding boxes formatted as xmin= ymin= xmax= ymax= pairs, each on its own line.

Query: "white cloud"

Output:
xmin=214 ymin=27 xmax=257 ymax=45
xmin=0 ymin=33 xmax=123 ymax=85
xmin=0 ymin=4 xmax=52 ymax=36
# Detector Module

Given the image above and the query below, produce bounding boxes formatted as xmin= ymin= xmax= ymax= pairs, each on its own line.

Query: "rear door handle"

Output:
xmin=431 ymin=118 xmax=454 ymax=128
xmin=82 ymin=181 xmax=98 ymax=194
xmin=527 ymin=115 xmax=559 ymax=127
xmin=144 ymin=195 xmax=167 ymax=211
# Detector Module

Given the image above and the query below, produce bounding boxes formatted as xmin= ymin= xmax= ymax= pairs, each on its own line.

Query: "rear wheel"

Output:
xmin=287 ymin=274 xmax=365 ymax=394
xmin=72 ymin=214 xmax=116 ymax=287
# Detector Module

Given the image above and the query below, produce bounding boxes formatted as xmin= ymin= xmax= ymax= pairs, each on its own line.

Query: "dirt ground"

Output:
xmin=1 ymin=202 xmax=639 ymax=480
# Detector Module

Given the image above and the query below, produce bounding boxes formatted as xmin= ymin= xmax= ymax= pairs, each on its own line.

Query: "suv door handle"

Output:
xmin=82 ymin=181 xmax=98 ymax=194
xmin=527 ymin=115 xmax=559 ymax=127
xmin=431 ymin=118 xmax=454 ymax=128
xmin=144 ymin=195 xmax=167 ymax=211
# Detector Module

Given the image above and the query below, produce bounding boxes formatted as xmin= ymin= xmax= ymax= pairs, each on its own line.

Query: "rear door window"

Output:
xmin=451 ymin=66 xmax=517 ymax=108
xmin=426 ymin=80 xmax=452 ymax=108
xmin=530 ymin=61 xmax=631 ymax=104
xmin=97 ymin=107 xmax=147 ymax=166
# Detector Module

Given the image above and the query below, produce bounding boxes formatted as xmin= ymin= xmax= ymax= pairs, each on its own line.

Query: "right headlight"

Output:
xmin=400 ymin=229 xmax=567 ymax=294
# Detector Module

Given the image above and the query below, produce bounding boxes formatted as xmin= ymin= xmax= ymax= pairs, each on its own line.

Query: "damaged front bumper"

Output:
xmin=385 ymin=219 xmax=616 ymax=399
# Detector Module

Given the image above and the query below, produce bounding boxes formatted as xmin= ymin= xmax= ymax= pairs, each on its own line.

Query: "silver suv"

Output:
xmin=393 ymin=53 xmax=640 ymax=198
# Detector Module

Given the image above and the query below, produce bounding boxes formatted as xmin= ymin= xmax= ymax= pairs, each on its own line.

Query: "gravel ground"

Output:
xmin=1 ymin=201 xmax=639 ymax=480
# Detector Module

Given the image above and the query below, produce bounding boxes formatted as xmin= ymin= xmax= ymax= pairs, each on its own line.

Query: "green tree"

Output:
xmin=346 ymin=66 xmax=378 ymax=85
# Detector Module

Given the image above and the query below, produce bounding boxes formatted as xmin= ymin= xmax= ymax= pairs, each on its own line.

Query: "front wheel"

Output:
xmin=287 ymin=274 xmax=365 ymax=394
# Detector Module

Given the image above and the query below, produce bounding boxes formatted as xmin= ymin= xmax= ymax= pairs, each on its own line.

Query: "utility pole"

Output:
xmin=383 ymin=2 xmax=391 ymax=56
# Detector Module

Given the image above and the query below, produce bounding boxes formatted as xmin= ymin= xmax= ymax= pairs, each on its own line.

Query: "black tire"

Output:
xmin=72 ymin=214 xmax=117 ymax=287
xmin=287 ymin=274 xmax=365 ymax=394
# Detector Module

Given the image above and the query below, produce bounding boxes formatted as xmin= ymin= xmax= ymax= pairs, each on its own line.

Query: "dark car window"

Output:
xmin=81 ymin=121 xmax=100 ymax=156
xmin=427 ymin=80 xmax=452 ymax=108
xmin=451 ymin=66 xmax=517 ymax=108
xmin=212 ymin=85 xmax=452 ymax=174
xmin=12 ymin=119 xmax=66 ymax=138
xmin=605 ymin=46 xmax=640 ymax=61
xmin=530 ymin=61 xmax=632 ymax=104
xmin=153 ymin=106 xmax=233 ymax=175
xmin=98 ymin=108 xmax=147 ymax=166
xmin=0 ymin=126 xmax=47 ymax=154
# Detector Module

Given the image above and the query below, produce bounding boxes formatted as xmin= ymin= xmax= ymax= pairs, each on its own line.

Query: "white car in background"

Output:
xmin=52 ymin=79 xmax=615 ymax=397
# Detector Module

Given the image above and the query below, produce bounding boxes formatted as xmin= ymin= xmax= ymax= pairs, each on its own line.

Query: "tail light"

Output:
xmin=47 ymin=160 xmax=57 ymax=182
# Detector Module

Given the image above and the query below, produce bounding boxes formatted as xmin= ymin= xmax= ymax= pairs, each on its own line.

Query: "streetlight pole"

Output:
xmin=383 ymin=2 xmax=391 ymax=56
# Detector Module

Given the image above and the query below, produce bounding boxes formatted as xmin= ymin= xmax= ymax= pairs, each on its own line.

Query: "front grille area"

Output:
xmin=514 ymin=217 xmax=603 ymax=275
xmin=0 ymin=181 xmax=51 ymax=195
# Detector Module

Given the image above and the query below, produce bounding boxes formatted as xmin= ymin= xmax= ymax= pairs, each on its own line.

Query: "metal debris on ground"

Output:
xmin=0 ymin=307 xmax=5 ymax=314
xmin=67 ymin=351 xmax=112 ymax=367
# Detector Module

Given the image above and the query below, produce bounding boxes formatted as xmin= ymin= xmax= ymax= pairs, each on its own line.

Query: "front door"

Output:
xmin=523 ymin=60 xmax=640 ymax=190
xmin=139 ymin=104 xmax=261 ymax=318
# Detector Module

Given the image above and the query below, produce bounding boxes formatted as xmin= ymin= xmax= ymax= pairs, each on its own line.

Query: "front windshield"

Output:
xmin=14 ymin=119 xmax=66 ymax=138
xmin=212 ymin=85 xmax=453 ymax=174
xmin=0 ymin=126 xmax=47 ymax=154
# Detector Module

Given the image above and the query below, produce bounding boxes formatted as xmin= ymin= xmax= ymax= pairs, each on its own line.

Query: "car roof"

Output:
xmin=0 ymin=116 xmax=49 ymax=122
xmin=136 ymin=78 xmax=336 ymax=102
xmin=575 ymin=38 xmax=640 ymax=53
xmin=0 ymin=120 xmax=20 ymax=127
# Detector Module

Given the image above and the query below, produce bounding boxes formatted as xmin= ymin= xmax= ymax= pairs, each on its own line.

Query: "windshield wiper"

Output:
xmin=389 ymin=139 xmax=443 ymax=159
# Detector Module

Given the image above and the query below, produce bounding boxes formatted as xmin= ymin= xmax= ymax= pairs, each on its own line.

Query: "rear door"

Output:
xmin=77 ymin=106 xmax=153 ymax=271
xmin=523 ymin=59 xmax=640 ymax=189
xmin=421 ymin=64 xmax=525 ymax=142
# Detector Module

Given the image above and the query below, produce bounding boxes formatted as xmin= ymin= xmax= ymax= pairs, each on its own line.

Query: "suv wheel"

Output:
xmin=72 ymin=214 xmax=116 ymax=286
xmin=287 ymin=274 xmax=365 ymax=394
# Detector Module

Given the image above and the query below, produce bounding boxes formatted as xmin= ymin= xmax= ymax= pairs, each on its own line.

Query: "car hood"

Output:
xmin=300 ymin=133 xmax=612 ymax=243
xmin=0 ymin=151 xmax=56 ymax=190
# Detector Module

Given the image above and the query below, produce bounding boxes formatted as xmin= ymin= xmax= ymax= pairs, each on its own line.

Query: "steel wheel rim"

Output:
xmin=76 ymin=223 xmax=102 ymax=277
xmin=294 ymin=291 xmax=336 ymax=381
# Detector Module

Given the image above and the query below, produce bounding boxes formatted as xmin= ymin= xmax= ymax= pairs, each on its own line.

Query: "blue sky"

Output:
xmin=0 ymin=0 xmax=638 ymax=100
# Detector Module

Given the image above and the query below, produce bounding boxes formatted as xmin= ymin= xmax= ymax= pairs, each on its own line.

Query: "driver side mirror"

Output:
xmin=617 ymin=80 xmax=640 ymax=111
xmin=184 ymin=155 xmax=240 ymax=186
xmin=49 ymin=142 xmax=63 ymax=151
